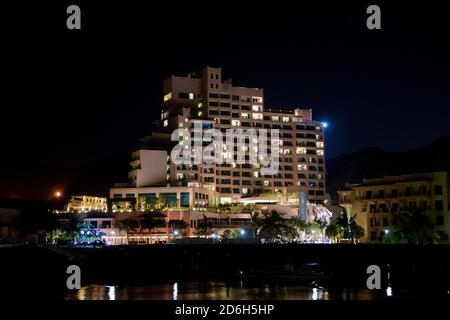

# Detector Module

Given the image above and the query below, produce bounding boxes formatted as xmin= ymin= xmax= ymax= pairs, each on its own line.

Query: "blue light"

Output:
xmin=240 ymin=229 xmax=246 ymax=236
xmin=322 ymin=122 xmax=328 ymax=128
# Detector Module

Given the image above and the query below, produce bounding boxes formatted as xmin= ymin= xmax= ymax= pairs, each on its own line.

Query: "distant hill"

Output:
xmin=326 ymin=136 xmax=450 ymax=201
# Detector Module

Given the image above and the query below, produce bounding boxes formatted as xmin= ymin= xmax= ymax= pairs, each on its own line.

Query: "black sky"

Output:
xmin=2 ymin=0 xmax=450 ymax=199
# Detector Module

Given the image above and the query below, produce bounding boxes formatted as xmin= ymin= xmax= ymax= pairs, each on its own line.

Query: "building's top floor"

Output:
xmin=343 ymin=172 xmax=447 ymax=189
xmin=69 ymin=195 xmax=107 ymax=203
xmin=338 ymin=171 xmax=449 ymax=201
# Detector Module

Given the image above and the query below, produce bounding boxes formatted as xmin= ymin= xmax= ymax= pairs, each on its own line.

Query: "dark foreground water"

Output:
xmin=65 ymin=281 xmax=392 ymax=300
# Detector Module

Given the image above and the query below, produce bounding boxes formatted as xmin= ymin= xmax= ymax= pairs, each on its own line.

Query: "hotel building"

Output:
xmin=112 ymin=66 xmax=327 ymax=206
xmin=338 ymin=171 xmax=450 ymax=243
xmin=66 ymin=195 xmax=107 ymax=213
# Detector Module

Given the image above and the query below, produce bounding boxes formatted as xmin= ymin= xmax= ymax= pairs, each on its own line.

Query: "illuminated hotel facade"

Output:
xmin=338 ymin=171 xmax=450 ymax=243
xmin=115 ymin=66 xmax=327 ymax=206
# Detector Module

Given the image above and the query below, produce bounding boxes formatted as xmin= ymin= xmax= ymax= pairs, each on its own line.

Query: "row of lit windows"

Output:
xmin=217 ymin=187 xmax=325 ymax=196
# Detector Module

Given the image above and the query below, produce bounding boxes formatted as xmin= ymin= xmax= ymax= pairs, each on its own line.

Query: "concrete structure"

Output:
xmin=138 ymin=66 xmax=327 ymax=204
xmin=338 ymin=171 xmax=450 ymax=243
xmin=129 ymin=150 xmax=168 ymax=187
xmin=66 ymin=195 xmax=107 ymax=213
xmin=109 ymin=185 xmax=219 ymax=212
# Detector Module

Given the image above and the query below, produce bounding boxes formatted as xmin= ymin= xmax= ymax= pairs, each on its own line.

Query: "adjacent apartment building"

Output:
xmin=338 ymin=171 xmax=450 ymax=243
xmin=111 ymin=67 xmax=327 ymax=206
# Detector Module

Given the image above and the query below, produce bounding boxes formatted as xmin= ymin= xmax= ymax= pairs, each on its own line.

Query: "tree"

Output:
xmin=117 ymin=218 xmax=139 ymax=243
xmin=390 ymin=210 xmax=436 ymax=244
xmin=56 ymin=215 xmax=83 ymax=243
xmin=257 ymin=210 xmax=298 ymax=243
xmin=140 ymin=215 xmax=166 ymax=233
xmin=195 ymin=215 xmax=213 ymax=237
xmin=169 ymin=219 xmax=189 ymax=236
xmin=348 ymin=214 xmax=365 ymax=243
xmin=325 ymin=222 xmax=340 ymax=243
xmin=313 ymin=217 xmax=328 ymax=243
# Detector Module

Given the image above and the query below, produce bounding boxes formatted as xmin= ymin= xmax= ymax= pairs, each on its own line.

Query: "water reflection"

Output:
xmin=107 ymin=286 xmax=116 ymax=300
xmin=66 ymin=281 xmax=387 ymax=300
xmin=173 ymin=282 xmax=178 ymax=300
xmin=386 ymin=286 xmax=393 ymax=297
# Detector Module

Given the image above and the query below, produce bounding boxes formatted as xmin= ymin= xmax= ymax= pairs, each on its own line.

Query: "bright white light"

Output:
xmin=312 ymin=287 xmax=319 ymax=300
xmin=385 ymin=230 xmax=389 ymax=234
xmin=174 ymin=231 xmax=179 ymax=235
xmin=173 ymin=282 xmax=178 ymax=300
xmin=240 ymin=229 xmax=245 ymax=235
xmin=106 ymin=286 xmax=116 ymax=300
xmin=386 ymin=286 xmax=393 ymax=297
xmin=111 ymin=231 xmax=116 ymax=236
xmin=211 ymin=233 xmax=217 ymax=239
xmin=322 ymin=122 xmax=328 ymax=128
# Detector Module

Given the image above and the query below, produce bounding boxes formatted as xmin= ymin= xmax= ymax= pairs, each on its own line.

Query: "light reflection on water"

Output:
xmin=65 ymin=281 xmax=385 ymax=300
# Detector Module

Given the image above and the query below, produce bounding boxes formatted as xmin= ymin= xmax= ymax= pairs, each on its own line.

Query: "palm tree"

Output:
xmin=117 ymin=218 xmax=139 ymax=244
xmin=140 ymin=216 xmax=163 ymax=233
xmin=258 ymin=210 xmax=297 ymax=243
xmin=169 ymin=219 xmax=189 ymax=236
xmin=314 ymin=217 xmax=328 ymax=243
xmin=348 ymin=214 xmax=365 ymax=243
xmin=391 ymin=210 xmax=436 ymax=244
xmin=195 ymin=215 xmax=213 ymax=237
xmin=325 ymin=222 xmax=340 ymax=243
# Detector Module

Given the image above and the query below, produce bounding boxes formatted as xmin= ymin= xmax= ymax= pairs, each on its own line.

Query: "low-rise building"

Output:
xmin=109 ymin=185 xmax=219 ymax=212
xmin=66 ymin=195 xmax=107 ymax=213
xmin=338 ymin=171 xmax=450 ymax=243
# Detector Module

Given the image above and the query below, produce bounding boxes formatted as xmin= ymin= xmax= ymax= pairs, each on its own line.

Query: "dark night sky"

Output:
xmin=2 ymin=1 xmax=450 ymax=199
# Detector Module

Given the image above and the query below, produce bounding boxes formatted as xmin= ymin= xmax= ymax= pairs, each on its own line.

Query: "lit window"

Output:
xmin=271 ymin=116 xmax=279 ymax=121
xmin=189 ymin=93 xmax=195 ymax=100
xmin=252 ymin=97 xmax=263 ymax=104
xmin=163 ymin=119 xmax=168 ymax=127
xmin=263 ymin=181 xmax=270 ymax=186
xmin=242 ymin=188 xmax=248 ymax=194
xmin=198 ymin=111 xmax=203 ymax=116
xmin=282 ymin=117 xmax=290 ymax=122
xmin=252 ymin=105 xmax=262 ymax=112
xmin=296 ymin=147 xmax=306 ymax=154
xmin=317 ymin=150 xmax=324 ymax=156
xmin=241 ymin=113 xmax=249 ymax=119
xmin=231 ymin=120 xmax=240 ymax=126
xmin=198 ymin=102 xmax=203 ymax=108
xmin=163 ymin=92 xmax=172 ymax=102
xmin=298 ymin=164 xmax=307 ymax=171
xmin=317 ymin=142 xmax=324 ymax=148
xmin=252 ymin=113 xmax=263 ymax=120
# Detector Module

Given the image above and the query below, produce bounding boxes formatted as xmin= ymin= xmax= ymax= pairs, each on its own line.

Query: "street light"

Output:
xmin=240 ymin=229 xmax=246 ymax=236
xmin=55 ymin=191 xmax=62 ymax=198
xmin=321 ymin=122 xmax=328 ymax=128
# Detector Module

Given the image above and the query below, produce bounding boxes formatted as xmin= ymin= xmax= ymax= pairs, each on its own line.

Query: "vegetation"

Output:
xmin=323 ymin=210 xmax=365 ymax=243
xmin=254 ymin=210 xmax=297 ymax=243
xmin=385 ymin=210 xmax=447 ymax=244
xmin=195 ymin=215 xmax=213 ymax=237
xmin=117 ymin=218 xmax=139 ymax=242
xmin=140 ymin=215 xmax=166 ymax=233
